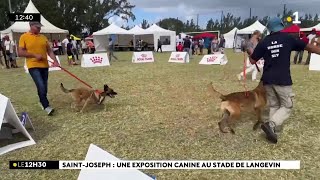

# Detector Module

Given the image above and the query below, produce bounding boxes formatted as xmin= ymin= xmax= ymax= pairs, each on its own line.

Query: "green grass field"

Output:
xmin=0 ymin=49 xmax=320 ymax=179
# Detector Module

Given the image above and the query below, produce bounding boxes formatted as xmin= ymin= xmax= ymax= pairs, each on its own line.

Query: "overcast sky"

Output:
xmin=109 ymin=0 xmax=320 ymax=28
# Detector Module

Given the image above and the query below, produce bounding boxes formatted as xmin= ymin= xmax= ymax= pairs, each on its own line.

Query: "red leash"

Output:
xmin=243 ymin=53 xmax=249 ymax=97
xmin=50 ymin=60 xmax=102 ymax=94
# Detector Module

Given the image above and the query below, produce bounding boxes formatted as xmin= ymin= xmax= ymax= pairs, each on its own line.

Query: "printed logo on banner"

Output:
xmin=90 ymin=56 xmax=103 ymax=64
xmin=137 ymin=54 xmax=153 ymax=61
xmin=207 ymin=56 xmax=217 ymax=62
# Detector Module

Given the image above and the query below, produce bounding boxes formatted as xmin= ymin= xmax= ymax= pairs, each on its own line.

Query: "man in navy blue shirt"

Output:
xmin=250 ymin=17 xmax=320 ymax=144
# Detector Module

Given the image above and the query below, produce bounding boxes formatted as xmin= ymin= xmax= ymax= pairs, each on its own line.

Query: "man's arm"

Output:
xmin=18 ymin=47 xmax=37 ymax=58
xmin=305 ymin=44 xmax=320 ymax=55
xmin=46 ymin=43 xmax=59 ymax=66
xmin=249 ymin=42 xmax=264 ymax=64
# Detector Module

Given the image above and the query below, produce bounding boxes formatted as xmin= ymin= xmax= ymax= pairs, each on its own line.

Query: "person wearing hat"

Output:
xmin=306 ymin=28 xmax=317 ymax=65
xmin=293 ymin=32 xmax=309 ymax=64
xmin=18 ymin=21 xmax=60 ymax=116
xmin=250 ymin=17 xmax=320 ymax=144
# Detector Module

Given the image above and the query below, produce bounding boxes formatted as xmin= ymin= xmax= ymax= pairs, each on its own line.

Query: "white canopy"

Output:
xmin=93 ymin=24 xmax=131 ymax=36
xmin=127 ymin=25 xmax=152 ymax=35
xmin=223 ymin=27 xmax=238 ymax=48
xmin=93 ymin=24 xmax=132 ymax=52
xmin=301 ymin=23 xmax=320 ymax=32
xmin=237 ymin=21 xmax=266 ymax=34
xmin=144 ymin=24 xmax=176 ymax=52
xmin=1 ymin=0 xmax=68 ymax=40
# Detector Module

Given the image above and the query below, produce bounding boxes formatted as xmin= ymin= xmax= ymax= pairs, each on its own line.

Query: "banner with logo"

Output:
xmin=0 ymin=94 xmax=36 ymax=155
xmin=199 ymin=53 xmax=228 ymax=65
xmin=132 ymin=51 xmax=154 ymax=63
xmin=24 ymin=56 xmax=61 ymax=73
xmin=309 ymin=53 xmax=320 ymax=71
xmin=168 ymin=52 xmax=189 ymax=63
xmin=81 ymin=53 xmax=110 ymax=67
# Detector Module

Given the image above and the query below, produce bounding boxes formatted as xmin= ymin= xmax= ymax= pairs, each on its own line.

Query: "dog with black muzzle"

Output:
xmin=60 ymin=83 xmax=117 ymax=112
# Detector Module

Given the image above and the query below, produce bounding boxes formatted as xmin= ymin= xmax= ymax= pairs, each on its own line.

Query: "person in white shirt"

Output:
xmin=306 ymin=28 xmax=317 ymax=65
xmin=81 ymin=39 xmax=87 ymax=54
xmin=70 ymin=37 xmax=79 ymax=60
xmin=57 ymin=40 xmax=62 ymax=55
xmin=4 ymin=36 xmax=18 ymax=68
xmin=62 ymin=35 xmax=70 ymax=55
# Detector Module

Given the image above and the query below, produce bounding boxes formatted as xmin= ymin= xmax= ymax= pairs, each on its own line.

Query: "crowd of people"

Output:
xmin=0 ymin=35 xmax=18 ymax=69
xmin=176 ymin=35 xmax=226 ymax=57
xmin=49 ymin=35 xmax=96 ymax=65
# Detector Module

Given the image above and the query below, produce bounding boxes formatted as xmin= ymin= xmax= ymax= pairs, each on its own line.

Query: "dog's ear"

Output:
xmin=104 ymin=84 xmax=109 ymax=89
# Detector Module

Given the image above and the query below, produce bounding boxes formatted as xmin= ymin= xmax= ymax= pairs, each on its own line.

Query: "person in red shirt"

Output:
xmin=177 ymin=42 xmax=183 ymax=52
xmin=293 ymin=32 xmax=308 ymax=64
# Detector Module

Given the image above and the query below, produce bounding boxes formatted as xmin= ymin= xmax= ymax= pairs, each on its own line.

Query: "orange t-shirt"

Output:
xmin=19 ymin=32 xmax=49 ymax=69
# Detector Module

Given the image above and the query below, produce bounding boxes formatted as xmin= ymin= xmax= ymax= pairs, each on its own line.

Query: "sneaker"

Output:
xmin=45 ymin=107 xmax=55 ymax=116
xmin=261 ymin=122 xmax=278 ymax=144
xmin=237 ymin=74 xmax=242 ymax=81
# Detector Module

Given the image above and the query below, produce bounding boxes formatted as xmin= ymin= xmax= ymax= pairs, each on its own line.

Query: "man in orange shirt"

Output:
xmin=18 ymin=21 xmax=59 ymax=116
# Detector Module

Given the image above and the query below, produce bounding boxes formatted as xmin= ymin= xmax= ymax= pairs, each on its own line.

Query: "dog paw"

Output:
xmin=253 ymin=122 xmax=261 ymax=131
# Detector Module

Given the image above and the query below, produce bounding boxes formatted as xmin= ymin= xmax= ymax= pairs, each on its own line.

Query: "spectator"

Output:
xmin=194 ymin=40 xmax=199 ymax=55
xmin=183 ymin=36 xmax=192 ymax=58
xmin=108 ymin=38 xmax=118 ymax=61
xmin=237 ymin=30 xmax=262 ymax=82
xmin=157 ymin=39 xmax=162 ymax=53
xmin=66 ymin=39 xmax=76 ymax=65
xmin=211 ymin=37 xmax=219 ymax=53
xmin=177 ymin=42 xmax=183 ymax=52
xmin=81 ymin=39 xmax=87 ymax=54
xmin=71 ymin=37 xmax=79 ymax=60
xmin=62 ymin=35 xmax=70 ymax=55
xmin=87 ymin=40 xmax=95 ymax=54
xmin=306 ymin=28 xmax=317 ymax=65
xmin=0 ymin=38 xmax=6 ymax=69
xmin=219 ymin=35 xmax=226 ymax=53
xmin=52 ymin=40 xmax=59 ymax=55
xmin=57 ymin=39 xmax=63 ymax=55
xmin=4 ymin=35 xmax=18 ymax=68
xmin=293 ymin=32 xmax=308 ymax=64
xmin=199 ymin=38 xmax=204 ymax=55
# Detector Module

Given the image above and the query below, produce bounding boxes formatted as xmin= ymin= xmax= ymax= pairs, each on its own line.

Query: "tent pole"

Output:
xmin=133 ymin=35 xmax=136 ymax=51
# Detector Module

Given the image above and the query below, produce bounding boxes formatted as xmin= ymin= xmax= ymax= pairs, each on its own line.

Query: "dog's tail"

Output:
xmin=207 ymin=82 xmax=226 ymax=100
xmin=60 ymin=83 xmax=74 ymax=93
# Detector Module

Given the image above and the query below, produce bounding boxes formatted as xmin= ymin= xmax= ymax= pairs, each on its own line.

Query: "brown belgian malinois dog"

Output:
xmin=60 ymin=83 xmax=117 ymax=112
xmin=208 ymin=81 xmax=267 ymax=134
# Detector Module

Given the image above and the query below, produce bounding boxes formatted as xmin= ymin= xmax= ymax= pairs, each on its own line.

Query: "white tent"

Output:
xmin=92 ymin=24 xmax=132 ymax=52
xmin=0 ymin=0 xmax=68 ymax=41
xmin=127 ymin=25 xmax=153 ymax=49
xmin=144 ymin=24 xmax=176 ymax=52
xmin=127 ymin=25 xmax=151 ymax=35
xmin=223 ymin=27 xmax=238 ymax=48
xmin=301 ymin=23 xmax=320 ymax=32
xmin=237 ymin=21 xmax=266 ymax=34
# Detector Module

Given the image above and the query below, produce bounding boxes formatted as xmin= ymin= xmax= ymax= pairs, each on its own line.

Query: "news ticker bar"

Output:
xmin=9 ymin=160 xmax=300 ymax=170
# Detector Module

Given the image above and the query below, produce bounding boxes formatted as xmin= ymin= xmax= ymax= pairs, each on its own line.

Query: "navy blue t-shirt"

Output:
xmin=251 ymin=32 xmax=307 ymax=85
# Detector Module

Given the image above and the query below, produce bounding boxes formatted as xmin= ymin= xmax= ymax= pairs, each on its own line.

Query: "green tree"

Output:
xmin=141 ymin=19 xmax=150 ymax=29
xmin=0 ymin=0 xmax=136 ymax=35
xmin=206 ymin=18 xmax=214 ymax=31
xmin=158 ymin=18 xmax=184 ymax=33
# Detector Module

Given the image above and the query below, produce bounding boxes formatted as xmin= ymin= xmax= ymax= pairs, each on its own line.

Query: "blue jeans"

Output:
xmin=29 ymin=68 xmax=49 ymax=109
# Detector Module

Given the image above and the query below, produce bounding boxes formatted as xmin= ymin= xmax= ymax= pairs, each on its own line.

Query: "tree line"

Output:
xmin=0 ymin=1 xmax=319 ymax=35
xmin=0 ymin=0 xmax=135 ymax=35
xmin=156 ymin=7 xmax=320 ymax=34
